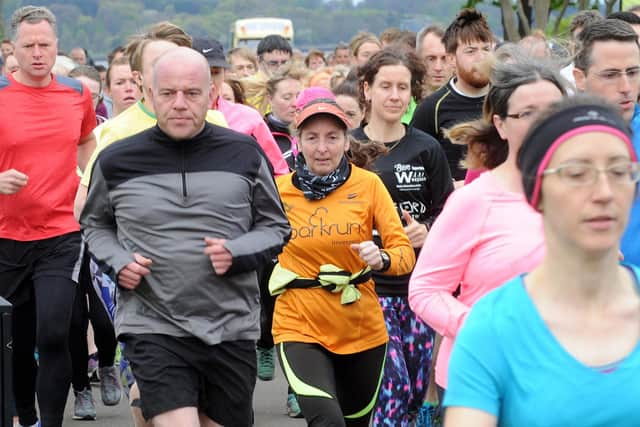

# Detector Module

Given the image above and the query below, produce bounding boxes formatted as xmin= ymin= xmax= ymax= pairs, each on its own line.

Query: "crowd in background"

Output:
xmin=2 ymin=3 xmax=640 ymax=427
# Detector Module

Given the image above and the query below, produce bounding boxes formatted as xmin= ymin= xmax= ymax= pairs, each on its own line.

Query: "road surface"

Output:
xmin=60 ymin=364 xmax=305 ymax=426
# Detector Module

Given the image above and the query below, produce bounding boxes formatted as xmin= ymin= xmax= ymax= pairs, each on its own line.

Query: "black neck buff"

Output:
xmin=518 ymin=103 xmax=635 ymax=209
xmin=294 ymin=154 xmax=351 ymax=200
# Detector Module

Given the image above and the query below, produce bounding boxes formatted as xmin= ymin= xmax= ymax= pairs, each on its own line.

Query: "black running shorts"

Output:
xmin=122 ymin=333 xmax=256 ymax=426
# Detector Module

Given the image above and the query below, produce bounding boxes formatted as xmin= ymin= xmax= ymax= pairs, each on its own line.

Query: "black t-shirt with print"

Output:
xmin=411 ymin=79 xmax=485 ymax=181
xmin=351 ymin=125 xmax=453 ymax=296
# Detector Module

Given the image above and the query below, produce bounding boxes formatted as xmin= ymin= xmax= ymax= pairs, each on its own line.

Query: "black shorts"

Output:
xmin=122 ymin=333 xmax=257 ymax=426
xmin=0 ymin=232 xmax=82 ymax=306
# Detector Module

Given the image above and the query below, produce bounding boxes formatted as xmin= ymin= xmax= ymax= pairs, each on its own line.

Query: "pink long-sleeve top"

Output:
xmin=408 ymin=171 xmax=544 ymax=388
xmin=215 ymin=97 xmax=289 ymax=176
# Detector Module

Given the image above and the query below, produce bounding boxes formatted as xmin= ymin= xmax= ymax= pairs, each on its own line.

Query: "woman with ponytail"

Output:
xmin=409 ymin=56 xmax=567 ymax=397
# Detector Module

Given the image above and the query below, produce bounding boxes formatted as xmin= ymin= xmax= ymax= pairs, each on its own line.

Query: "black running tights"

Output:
xmin=13 ymin=275 xmax=76 ymax=427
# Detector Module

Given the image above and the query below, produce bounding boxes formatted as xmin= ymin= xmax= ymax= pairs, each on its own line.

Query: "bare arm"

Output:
xmin=74 ymin=184 xmax=88 ymax=221
xmin=77 ymin=132 xmax=97 ymax=172
xmin=444 ymin=407 xmax=497 ymax=427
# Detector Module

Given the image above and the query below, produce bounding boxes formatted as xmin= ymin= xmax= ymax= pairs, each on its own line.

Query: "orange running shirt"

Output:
xmin=272 ymin=165 xmax=415 ymax=354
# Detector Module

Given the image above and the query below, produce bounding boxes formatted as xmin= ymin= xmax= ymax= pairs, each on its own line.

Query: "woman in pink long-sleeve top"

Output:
xmin=408 ymin=57 xmax=567 ymax=391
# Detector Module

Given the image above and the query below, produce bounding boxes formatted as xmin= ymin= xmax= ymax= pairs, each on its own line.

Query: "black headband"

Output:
xmin=518 ymin=104 xmax=634 ymax=207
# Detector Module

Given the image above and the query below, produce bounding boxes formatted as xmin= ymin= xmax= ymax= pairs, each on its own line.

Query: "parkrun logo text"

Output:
xmin=291 ymin=206 xmax=363 ymax=240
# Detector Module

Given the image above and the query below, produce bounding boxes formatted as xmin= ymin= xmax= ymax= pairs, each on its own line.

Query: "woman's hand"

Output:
xmin=350 ymin=240 xmax=384 ymax=270
xmin=402 ymin=210 xmax=428 ymax=248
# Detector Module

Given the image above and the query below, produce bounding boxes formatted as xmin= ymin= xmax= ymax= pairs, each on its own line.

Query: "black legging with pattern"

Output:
xmin=69 ymin=251 xmax=117 ymax=392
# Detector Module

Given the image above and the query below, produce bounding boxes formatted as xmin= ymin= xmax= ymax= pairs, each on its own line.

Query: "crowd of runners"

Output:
xmin=1 ymin=3 xmax=640 ymax=427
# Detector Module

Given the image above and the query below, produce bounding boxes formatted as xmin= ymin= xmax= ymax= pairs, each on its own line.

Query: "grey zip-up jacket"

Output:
xmin=80 ymin=123 xmax=291 ymax=345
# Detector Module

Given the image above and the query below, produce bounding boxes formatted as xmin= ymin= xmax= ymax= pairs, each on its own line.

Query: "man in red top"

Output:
xmin=0 ymin=6 xmax=96 ymax=427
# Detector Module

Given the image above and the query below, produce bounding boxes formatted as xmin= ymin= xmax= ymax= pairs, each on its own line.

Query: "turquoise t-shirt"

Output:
xmin=444 ymin=265 xmax=640 ymax=427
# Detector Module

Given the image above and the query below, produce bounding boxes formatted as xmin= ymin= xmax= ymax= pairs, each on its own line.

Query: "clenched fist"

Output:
xmin=350 ymin=240 xmax=384 ymax=271
xmin=0 ymin=169 xmax=28 ymax=195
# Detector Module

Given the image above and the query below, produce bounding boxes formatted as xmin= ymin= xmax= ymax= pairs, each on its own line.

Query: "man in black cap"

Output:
xmin=192 ymin=38 xmax=229 ymax=68
xmin=192 ymin=37 xmax=289 ymax=176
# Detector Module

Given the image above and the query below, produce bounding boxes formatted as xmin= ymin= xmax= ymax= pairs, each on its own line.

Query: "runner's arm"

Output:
xmin=78 ymin=132 xmax=97 ymax=172
xmin=444 ymin=408 xmax=496 ymax=427
xmin=73 ymin=184 xmax=88 ymax=221
xmin=222 ymin=156 xmax=291 ymax=275
xmin=80 ymin=161 xmax=133 ymax=275
xmin=408 ymin=188 xmax=488 ymax=338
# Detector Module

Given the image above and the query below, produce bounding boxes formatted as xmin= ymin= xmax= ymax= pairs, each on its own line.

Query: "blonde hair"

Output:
xmin=228 ymin=47 xmax=258 ymax=69
xmin=308 ymin=67 xmax=333 ymax=88
xmin=242 ymin=64 xmax=308 ymax=115
xmin=349 ymin=32 xmax=382 ymax=58
xmin=125 ymin=21 xmax=191 ymax=73
xmin=329 ymin=65 xmax=350 ymax=90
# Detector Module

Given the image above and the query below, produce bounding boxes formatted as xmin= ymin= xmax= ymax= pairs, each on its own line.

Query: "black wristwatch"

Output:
xmin=379 ymin=250 xmax=391 ymax=272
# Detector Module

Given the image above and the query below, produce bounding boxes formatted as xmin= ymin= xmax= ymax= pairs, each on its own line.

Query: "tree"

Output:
xmin=0 ymin=0 xmax=501 ymax=56
xmin=499 ymin=0 xmax=519 ymax=41
xmin=468 ymin=0 xmax=623 ymax=41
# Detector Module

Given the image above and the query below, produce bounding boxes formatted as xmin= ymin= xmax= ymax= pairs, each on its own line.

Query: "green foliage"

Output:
xmin=464 ymin=0 xmax=499 ymax=9
xmin=2 ymin=0 xmax=481 ymax=56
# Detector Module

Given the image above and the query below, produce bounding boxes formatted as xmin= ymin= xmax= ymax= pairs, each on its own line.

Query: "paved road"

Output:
xmin=61 ymin=364 xmax=305 ymax=426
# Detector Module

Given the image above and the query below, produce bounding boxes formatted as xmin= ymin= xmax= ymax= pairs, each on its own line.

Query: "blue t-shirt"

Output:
xmin=444 ymin=265 xmax=640 ymax=427
xmin=622 ymin=104 xmax=640 ymax=265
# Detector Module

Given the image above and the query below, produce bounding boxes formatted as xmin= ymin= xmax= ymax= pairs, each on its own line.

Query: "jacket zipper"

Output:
xmin=181 ymin=143 xmax=187 ymax=198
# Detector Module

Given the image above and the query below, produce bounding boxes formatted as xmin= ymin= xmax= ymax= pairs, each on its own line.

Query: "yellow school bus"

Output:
xmin=230 ymin=17 xmax=294 ymax=49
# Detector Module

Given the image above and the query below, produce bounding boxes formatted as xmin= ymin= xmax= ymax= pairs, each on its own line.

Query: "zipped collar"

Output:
xmin=265 ymin=113 xmax=291 ymax=134
xmin=150 ymin=123 xmax=211 ymax=147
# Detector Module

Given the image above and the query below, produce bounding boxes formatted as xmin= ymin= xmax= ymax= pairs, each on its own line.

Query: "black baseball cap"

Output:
xmin=192 ymin=38 xmax=230 ymax=68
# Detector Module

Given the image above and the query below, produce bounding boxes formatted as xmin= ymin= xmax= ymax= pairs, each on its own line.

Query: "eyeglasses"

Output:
xmin=593 ymin=67 xmax=640 ymax=85
xmin=264 ymin=59 xmax=289 ymax=68
xmin=542 ymin=162 xmax=640 ymax=186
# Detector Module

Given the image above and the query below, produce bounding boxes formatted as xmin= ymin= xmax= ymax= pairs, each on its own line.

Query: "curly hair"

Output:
xmin=347 ymin=136 xmax=388 ymax=171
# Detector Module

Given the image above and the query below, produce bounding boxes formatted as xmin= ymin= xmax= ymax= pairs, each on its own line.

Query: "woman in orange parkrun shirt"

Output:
xmin=270 ymin=99 xmax=415 ymax=427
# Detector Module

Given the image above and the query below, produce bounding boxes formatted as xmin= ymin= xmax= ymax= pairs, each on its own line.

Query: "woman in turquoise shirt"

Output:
xmin=444 ymin=95 xmax=640 ymax=427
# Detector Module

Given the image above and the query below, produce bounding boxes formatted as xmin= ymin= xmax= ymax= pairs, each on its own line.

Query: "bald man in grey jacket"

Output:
xmin=80 ymin=47 xmax=290 ymax=427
